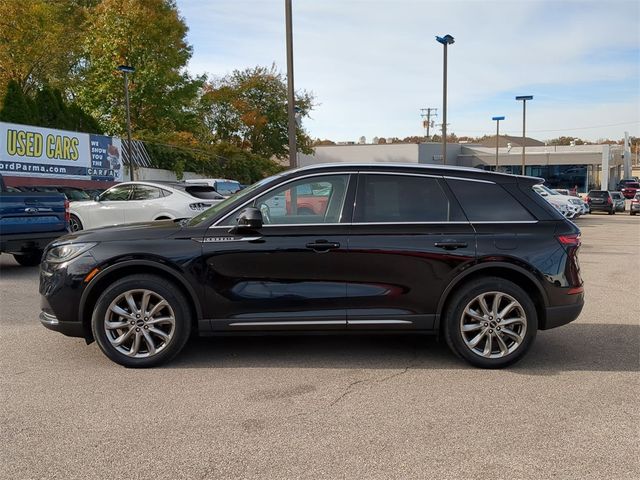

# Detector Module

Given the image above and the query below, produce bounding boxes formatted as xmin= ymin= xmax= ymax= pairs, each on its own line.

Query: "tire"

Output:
xmin=69 ymin=214 xmax=83 ymax=232
xmin=13 ymin=250 xmax=42 ymax=267
xmin=608 ymin=208 xmax=614 ymax=215
xmin=631 ymin=211 xmax=636 ymax=216
xmin=443 ymin=277 xmax=538 ymax=369
xmin=91 ymin=274 xmax=192 ymax=368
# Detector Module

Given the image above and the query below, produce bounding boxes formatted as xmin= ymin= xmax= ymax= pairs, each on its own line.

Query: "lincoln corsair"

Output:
xmin=39 ymin=164 xmax=584 ymax=368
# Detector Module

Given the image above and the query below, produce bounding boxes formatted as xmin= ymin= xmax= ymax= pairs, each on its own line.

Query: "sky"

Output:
xmin=176 ymin=0 xmax=640 ymax=143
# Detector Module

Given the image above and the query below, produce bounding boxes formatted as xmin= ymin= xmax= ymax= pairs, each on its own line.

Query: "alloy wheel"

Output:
xmin=69 ymin=216 xmax=81 ymax=232
xmin=104 ymin=289 xmax=176 ymax=358
xmin=459 ymin=291 xmax=527 ymax=359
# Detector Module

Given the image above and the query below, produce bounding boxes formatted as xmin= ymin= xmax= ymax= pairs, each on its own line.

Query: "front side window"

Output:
xmin=228 ymin=174 xmax=349 ymax=225
xmin=354 ymin=174 xmax=462 ymax=223
xmin=100 ymin=185 xmax=132 ymax=201
xmin=447 ymin=179 xmax=534 ymax=222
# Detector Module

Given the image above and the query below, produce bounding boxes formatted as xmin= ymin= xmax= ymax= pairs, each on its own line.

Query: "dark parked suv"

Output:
xmin=39 ymin=164 xmax=584 ymax=368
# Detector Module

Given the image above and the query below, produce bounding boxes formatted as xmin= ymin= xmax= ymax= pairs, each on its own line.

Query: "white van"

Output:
xmin=185 ymin=178 xmax=242 ymax=197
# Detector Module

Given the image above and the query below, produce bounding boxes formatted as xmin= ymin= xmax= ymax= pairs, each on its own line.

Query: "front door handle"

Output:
xmin=306 ymin=240 xmax=340 ymax=252
xmin=434 ymin=241 xmax=468 ymax=250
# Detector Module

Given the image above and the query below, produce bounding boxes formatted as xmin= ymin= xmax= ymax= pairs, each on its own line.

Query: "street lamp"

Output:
xmin=285 ymin=0 xmax=297 ymax=169
xmin=492 ymin=116 xmax=505 ymax=169
xmin=515 ymin=95 xmax=533 ymax=175
xmin=436 ymin=34 xmax=454 ymax=165
xmin=117 ymin=65 xmax=135 ymax=181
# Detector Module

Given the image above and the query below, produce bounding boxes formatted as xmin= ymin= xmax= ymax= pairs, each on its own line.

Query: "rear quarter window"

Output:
xmin=446 ymin=179 xmax=535 ymax=222
xmin=183 ymin=186 xmax=224 ymax=200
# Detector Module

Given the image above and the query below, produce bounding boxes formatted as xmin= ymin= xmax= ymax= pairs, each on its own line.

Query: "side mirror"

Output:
xmin=235 ymin=207 xmax=263 ymax=230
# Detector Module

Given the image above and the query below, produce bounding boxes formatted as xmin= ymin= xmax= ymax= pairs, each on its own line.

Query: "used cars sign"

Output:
xmin=0 ymin=121 xmax=123 ymax=182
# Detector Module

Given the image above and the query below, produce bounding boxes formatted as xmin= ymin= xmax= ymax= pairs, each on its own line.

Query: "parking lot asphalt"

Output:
xmin=1 ymin=213 xmax=639 ymax=480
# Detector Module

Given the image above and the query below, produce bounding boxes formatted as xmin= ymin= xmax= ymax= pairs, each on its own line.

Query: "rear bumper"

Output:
xmin=542 ymin=300 xmax=584 ymax=330
xmin=39 ymin=311 xmax=85 ymax=338
xmin=1 ymin=231 xmax=66 ymax=254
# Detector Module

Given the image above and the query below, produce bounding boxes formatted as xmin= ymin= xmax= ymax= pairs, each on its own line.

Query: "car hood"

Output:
xmin=55 ymin=220 xmax=187 ymax=244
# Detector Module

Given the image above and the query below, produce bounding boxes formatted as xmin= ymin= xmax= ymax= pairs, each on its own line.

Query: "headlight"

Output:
xmin=45 ymin=242 xmax=97 ymax=263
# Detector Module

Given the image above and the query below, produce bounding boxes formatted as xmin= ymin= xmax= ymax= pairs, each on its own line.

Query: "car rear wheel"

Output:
xmin=13 ymin=250 xmax=42 ymax=267
xmin=69 ymin=214 xmax=83 ymax=232
xmin=443 ymin=277 xmax=538 ymax=368
xmin=91 ymin=274 xmax=192 ymax=367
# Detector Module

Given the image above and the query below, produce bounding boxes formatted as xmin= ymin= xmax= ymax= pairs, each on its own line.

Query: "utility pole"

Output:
xmin=285 ymin=0 xmax=297 ymax=169
xmin=117 ymin=65 xmax=136 ymax=181
xmin=420 ymin=108 xmax=437 ymax=140
xmin=436 ymin=34 xmax=454 ymax=165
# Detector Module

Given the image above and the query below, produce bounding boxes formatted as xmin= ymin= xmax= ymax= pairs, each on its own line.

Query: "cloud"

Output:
xmin=178 ymin=0 xmax=640 ymax=141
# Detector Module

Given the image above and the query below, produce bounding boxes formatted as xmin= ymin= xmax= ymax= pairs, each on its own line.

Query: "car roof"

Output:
xmin=292 ymin=163 xmax=543 ymax=184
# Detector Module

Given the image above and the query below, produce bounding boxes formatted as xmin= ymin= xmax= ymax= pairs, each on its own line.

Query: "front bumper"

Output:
xmin=39 ymin=311 xmax=85 ymax=337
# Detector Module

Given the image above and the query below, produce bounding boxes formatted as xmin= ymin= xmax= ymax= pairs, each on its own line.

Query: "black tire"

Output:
xmin=91 ymin=274 xmax=192 ymax=368
xmin=631 ymin=211 xmax=636 ymax=216
xmin=608 ymin=207 xmax=614 ymax=215
xmin=443 ymin=277 xmax=538 ymax=369
xmin=13 ymin=250 xmax=42 ymax=267
xmin=69 ymin=214 xmax=83 ymax=232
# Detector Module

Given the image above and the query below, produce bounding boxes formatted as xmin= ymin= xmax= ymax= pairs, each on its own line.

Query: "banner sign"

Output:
xmin=0 ymin=122 xmax=123 ymax=182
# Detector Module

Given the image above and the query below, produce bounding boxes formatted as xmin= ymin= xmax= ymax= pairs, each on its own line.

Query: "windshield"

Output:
xmin=63 ymin=189 xmax=91 ymax=201
xmin=623 ymin=183 xmax=639 ymax=188
xmin=535 ymin=185 xmax=558 ymax=195
xmin=187 ymin=173 xmax=283 ymax=226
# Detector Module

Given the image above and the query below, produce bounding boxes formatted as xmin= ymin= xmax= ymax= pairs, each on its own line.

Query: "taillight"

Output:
xmin=64 ymin=199 xmax=70 ymax=223
xmin=557 ymin=234 xmax=581 ymax=247
xmin=585 ymin=196 xmax=591 ymax=203
xmin=607 ymin=197 xmax=612 ymax=204
xmin=189 ymin=202 xmax=211 ymax=211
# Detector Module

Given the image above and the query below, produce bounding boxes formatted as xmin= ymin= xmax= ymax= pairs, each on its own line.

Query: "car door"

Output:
xmin=344 ymin=172 xmax=477 ymax=330
xmin=124 ymin=184 xmax=166 ymax=223
xmin=199 ymin=173 xmax=354 ymax=331
xmin=91 ymin=184 xmax=132 ymax=227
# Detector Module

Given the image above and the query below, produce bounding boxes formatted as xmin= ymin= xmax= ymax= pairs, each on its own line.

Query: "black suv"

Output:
xmin=39 ymin=164 xmax=584 ymax=368
xmin=586 ymin=190 xmax=615 ymax=214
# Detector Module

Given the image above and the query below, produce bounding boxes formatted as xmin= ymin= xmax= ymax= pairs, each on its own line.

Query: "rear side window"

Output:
xmin=447 ymin=179 xmax=534 ymax=222
xmin=354 ymin=174 xmax=464 ymax=223
xmin=184 ymin=186 xmax=224 ymax=200
xmin=131 ymin=185 xmax=163 ymax=200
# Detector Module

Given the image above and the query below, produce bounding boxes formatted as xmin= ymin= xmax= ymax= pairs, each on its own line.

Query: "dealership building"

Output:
xmin=299 ymin=139 xmax=631 ymax=193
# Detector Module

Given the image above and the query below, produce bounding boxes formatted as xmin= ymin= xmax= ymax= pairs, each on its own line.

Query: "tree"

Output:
xmin=0 ymin=80 xmax=36 ymax=125
xmin=75 ymin=0 xmax=203 ymax=136
xmin=201 ymin=65 xmax=314 ymax=160
xmin=0 ymin=1 xmax=87 ymax=98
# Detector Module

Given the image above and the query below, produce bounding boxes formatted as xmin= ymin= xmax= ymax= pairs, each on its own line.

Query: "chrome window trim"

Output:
xmin=212 ymin=171 xmax=357 ymax=227
xmin=360 ymin=171 xmax=442 ymax=179
xmin=443 ymin=175 xmax=495 ymax=184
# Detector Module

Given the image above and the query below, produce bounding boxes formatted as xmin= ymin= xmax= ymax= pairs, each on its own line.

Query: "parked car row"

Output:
xmin=586 ymin=190 xmax=639 ymax=215
xmin=532 ymin=185 xmax=587 ymax=219
xmin=11 ymin=185 xmax=105 ymax=201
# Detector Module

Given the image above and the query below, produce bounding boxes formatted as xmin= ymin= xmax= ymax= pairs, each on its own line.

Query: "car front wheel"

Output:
xmin=13 ymin=250 xmax=42 ymax=266
xmin=91 ymin=274 xmax=192 ymax=367
xmin=443 ymin=277 xmax=538 ymax=368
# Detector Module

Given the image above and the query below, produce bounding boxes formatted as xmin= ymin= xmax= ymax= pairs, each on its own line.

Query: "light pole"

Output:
xmin=117 ymin=65 xmax=135 ymax=181
xmin=515 ymin=95 xmax=533 ymax=175
xmin=285 ymin=0 xmax=297 ymax=169
xmin=492 ymin=116 xmax=505 ymax=170
xmin=436 ymin=34 xmax=454 ymax=165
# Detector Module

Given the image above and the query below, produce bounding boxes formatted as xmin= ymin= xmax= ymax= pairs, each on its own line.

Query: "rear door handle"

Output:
xmin=434 ymin=241 xmax=468 ymax=250
xmin=306 ymin=240 xmax=340 ymax=252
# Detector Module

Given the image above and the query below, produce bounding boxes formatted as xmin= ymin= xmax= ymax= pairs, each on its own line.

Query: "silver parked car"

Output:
xmin=610 ymin=191 xmax=625 ymax=212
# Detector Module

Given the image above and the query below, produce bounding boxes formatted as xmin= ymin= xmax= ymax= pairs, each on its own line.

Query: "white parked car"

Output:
xmin=533 ymin=185 xmax=583 ymax=219
xmin=185 ymin=178 xmax=242 ymax=197
xmin=69 ymin=181 xmax=224 ymax=231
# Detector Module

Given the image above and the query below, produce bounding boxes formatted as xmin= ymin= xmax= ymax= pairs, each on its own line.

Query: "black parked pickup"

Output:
xmin=39 ymin=164 xmax=584 ymax=368
xmin=0 ymin=174 xmax=69 ymax=266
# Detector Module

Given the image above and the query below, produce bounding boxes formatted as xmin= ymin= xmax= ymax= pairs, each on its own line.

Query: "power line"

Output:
xmin=454 ymin=120 xmax=639 ymax=134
